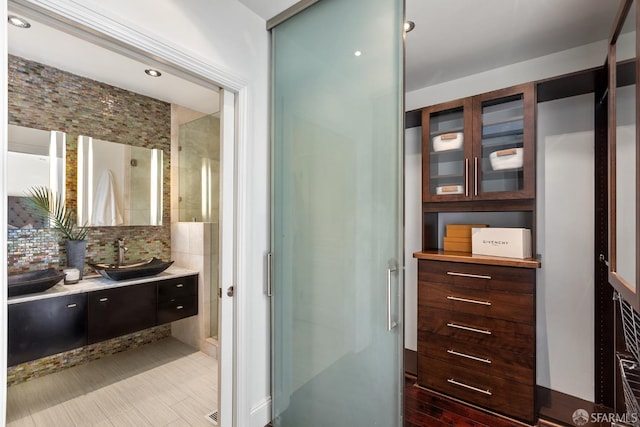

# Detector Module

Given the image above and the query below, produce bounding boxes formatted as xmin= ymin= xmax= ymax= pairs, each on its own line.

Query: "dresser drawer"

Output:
xmin=418 ymin=332 xmax=534 ymax=385
xmin=418 ymin=357 xmax=534 ymax=423
xmin=418 ymin=307 xmax=534 ymax=354
xmin=157 ymin=276 xmax=197 ymax=305
xmin=418 ymin=281 xmax=534 ymax=324
xmin=418 ymin=259 xmax=534 ymax=294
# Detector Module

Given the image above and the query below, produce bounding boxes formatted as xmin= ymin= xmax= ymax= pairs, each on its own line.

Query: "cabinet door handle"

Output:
xmin=176 ymin=305 xmax=184 ymax=310
xmin=474 ymin=157 xmax=478 ymax=196
xmin=447 ymin=349 xmax=492 ymax=364
xmin=99 ymin=297 xmax=109 ymax=302
xmin=447 ymin=322 xmax=491 ymax=335
xmin=447 ymin=378 xmax=492 ymax=396
xmin=67 ymin=303 xmax=77 ymax=308
xmin=446 ymin=271 xmax=491 ymax=280
xmin=465 ymin=158 xmax=469 ymax=197
xmin=447 ymin=295 xmax=491 ymax=306
xmin=176 ymin=284 xmax=184 ymax=288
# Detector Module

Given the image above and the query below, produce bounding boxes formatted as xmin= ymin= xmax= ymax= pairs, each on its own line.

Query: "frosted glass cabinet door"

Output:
xmin=270 ymin=0 xmax=404 ymax=426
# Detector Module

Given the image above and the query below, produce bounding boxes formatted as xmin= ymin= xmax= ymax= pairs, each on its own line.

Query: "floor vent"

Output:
xmin=206 ymin=409 xmax=219 ymax=425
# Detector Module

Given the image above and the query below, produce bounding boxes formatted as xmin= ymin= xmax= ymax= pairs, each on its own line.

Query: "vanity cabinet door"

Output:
xmin=8 ymin=293 xmax=87 ymax=366
xmin=88 ymin=283 xmax=157 ymax=344
xmin=157 ymin=275 xmax=198 ymax=324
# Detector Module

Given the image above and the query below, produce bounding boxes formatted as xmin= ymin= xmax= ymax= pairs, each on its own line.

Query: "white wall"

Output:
xmin=536 ymin=94 xmax=594 ymax=400
xmin=10 ymin=1 xmax=271 ymax=426
xmin=406 ymin=40 xmax=608 ymax=111
xmin=404 ymin=127 xmax=421 ymax=352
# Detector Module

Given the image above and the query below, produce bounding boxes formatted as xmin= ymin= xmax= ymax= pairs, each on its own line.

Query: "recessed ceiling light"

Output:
xmin=404 ymin=21 xmax=415 ymax=33
xmin=354 ymin=51 xmax=362 ymax=57
xmin=8 ymin=15 xmax=31 ymax=29
xmin=145 ymin=68 xmax=162 ymax=77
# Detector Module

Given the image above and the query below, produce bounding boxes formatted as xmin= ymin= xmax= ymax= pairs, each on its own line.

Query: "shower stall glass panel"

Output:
xmin=178 ymin=113 xmax=220 ymax=339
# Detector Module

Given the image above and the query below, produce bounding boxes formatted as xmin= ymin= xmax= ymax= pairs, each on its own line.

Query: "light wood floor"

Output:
xmin=6 ymin=337 xmax=218 ymax=427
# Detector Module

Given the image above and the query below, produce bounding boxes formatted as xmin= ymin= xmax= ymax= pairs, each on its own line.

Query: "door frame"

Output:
xmin=1 ymin=1 xmax=250 ymax=426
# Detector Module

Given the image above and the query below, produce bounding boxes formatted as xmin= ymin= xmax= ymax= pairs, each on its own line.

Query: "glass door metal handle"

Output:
xmin=387 ymin=266 xmax=398 ymax=331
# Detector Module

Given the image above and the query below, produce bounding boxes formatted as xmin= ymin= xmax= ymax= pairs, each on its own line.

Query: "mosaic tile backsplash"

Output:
xmin=7 ymin=55 xmax=171 ymax=275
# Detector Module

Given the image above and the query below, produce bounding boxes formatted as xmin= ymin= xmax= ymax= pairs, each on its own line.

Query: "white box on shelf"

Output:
xmin=471 ymin=227 xmax=532 ymax=259
xmin=489 ymin=147 xmax=523 ymax=170
xmin=436 ymin=185 xmax=463 ymax=195
xmin=432 ymin=132 xmax=463 ymax=152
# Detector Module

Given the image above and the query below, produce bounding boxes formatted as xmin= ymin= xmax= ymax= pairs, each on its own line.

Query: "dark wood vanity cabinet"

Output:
xmin=88 ymin=282 xmax=157 ymax=344
xmin=8 ymin=293 xmax=87 ymax=365
xmin=417 ymin=259 xmax=536 ymax=423
xmin=157 ymin=275 xmax=198 ymax=324
xmin=422 ymin=83 xmax=535 ymax=203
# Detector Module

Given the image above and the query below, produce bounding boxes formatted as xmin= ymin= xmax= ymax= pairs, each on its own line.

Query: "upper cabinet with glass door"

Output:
xmin=608 ymin=0 xmax=639 ymax=310
xmin=422 ymin=83 xmax=535 ymax=202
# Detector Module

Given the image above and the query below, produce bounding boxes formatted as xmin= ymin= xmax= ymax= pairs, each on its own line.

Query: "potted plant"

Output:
xmin=26 ymin=186 xmax=89 ymax=279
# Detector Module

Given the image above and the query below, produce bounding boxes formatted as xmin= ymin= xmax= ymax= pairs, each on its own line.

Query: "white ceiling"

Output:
xmin=237 ymin=0 xmax=621 ymax=92
xmin=8 ymin=10 xmax=220 ymax=115
xmin=8 ymin=1 xmax=623 ymax=112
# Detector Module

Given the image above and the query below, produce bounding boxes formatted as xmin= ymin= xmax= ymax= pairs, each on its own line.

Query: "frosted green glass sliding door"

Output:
xmin=271 ymin=0 xmax=404 ymax=426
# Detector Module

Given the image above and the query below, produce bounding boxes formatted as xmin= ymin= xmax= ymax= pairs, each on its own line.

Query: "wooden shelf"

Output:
xmin=413 ymin=249 xmax=541 ymax=269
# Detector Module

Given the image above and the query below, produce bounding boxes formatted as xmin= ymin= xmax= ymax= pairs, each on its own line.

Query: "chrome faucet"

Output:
xmin=117 ymin=238 xmax=128 ymax=266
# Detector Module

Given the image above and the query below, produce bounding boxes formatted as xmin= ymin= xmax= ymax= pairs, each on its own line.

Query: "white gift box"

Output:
xmin=471 ymin=227 xmax=532 ymax=259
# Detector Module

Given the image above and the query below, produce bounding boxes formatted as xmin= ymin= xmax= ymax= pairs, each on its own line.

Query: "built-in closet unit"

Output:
xmin=409 ymin=44 xmax=627 ymax=427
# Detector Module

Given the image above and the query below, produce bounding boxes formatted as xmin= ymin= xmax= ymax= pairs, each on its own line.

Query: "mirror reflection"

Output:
xmin=615 ymin=0 xmax=637 ymax=288
xmin=77 ymin=136 xmax=163 ymax=226
xmin=7 ymin=124 xmax=65 ymax=230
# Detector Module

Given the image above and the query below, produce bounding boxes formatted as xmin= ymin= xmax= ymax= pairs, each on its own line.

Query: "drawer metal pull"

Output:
xmin=446 ymin=271 xmax=491 ymax=280
xmin=67 ymin=303 xmax=77 ymax=308
xmin=448 ymin=378 xmax=492 ymax=396
xmin=447 ymin=349 xmax=492 ymax=364
xmin=176 ymin=305 xmax=184 ymax=310
xmin=176 ymin=284 xmax=184 ymax=288
xmin=447 ymin=322 xmax=492 ymax=335
xmin=447 ymin=295 xmax=491 ymax=306
xmin=99 ymin=297 xmax=109 ymax=302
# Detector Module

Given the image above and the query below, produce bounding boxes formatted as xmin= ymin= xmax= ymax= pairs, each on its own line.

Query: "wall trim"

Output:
xmin=250 ymin=396 xmax=272 ymax=427
xmin=1 ymin=0 xmax=9 ymax=422
xmin=4 ymin=1 xmax=252 ymax=426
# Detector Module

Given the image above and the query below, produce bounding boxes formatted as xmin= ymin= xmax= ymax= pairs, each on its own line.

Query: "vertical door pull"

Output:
xmin=267 ymin=252 xmax=273 ymax=297
xmin=465 ymin=158 xmax=469 ymax=197
xmin=474 ymin=157 xmax=479 ymax=196
xmin=387 ymin=266 xmax=398 ymax=331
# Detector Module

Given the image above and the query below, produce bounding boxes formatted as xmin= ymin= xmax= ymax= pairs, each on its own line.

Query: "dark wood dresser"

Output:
xmin=416 ymin=255 xmax=538 ymax=423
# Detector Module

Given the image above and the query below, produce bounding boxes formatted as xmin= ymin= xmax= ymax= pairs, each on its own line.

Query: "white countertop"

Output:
xmin=8 ymin=266 xmax=198 ymax=305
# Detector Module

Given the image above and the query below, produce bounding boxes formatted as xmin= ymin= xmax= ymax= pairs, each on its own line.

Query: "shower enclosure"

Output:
xmin=178 ymin=112 xmax=220 ymax=340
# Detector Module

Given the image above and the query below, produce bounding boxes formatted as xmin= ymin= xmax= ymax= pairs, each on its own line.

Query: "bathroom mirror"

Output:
xmin=77 ymin=136 xmax=163 ymax=226
xmin=7 ymin=124 xmax=65 ymax=230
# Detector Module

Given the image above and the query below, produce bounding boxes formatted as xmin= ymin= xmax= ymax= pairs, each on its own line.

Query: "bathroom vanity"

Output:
xmin=8 ymin=267 xmax=198 ymax=366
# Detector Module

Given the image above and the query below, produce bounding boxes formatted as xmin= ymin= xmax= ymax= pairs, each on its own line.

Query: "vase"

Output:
xmin=65 ymin=240 xmax=87 ymax=280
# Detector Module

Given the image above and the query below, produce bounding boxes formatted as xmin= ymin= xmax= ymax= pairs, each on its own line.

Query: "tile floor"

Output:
xmin=6 ymin=337 xmax=218 ymax=427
